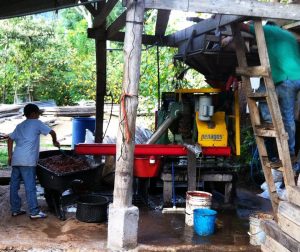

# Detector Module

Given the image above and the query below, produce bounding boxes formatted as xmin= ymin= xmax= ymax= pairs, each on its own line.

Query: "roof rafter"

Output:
xmin=108 ymin=32 xmax=169 ymax=46
xmin=93 ymin=0 xmax=119 ymax=28
xmin=107 ymin=11 xmax=127 ymax=38
xmin=155 ymin=9 xmax=171 ymax=37
xmin=80 ymin=0 xmax=98 ymax=17
xmin=144 ymin=0 xmax=300 ymax=21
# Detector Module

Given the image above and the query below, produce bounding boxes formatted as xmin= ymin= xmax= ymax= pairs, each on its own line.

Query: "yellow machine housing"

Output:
xmin=176 ymin=88 xmax=240 ymax=155
xmin=196 ymin=111 xmax=228 ymax=147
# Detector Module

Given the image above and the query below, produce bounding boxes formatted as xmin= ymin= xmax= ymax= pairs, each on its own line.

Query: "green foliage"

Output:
xmin=0 ymin=11 xmax=97 ymax=105
xmin=0 ymin=8 xmax=207 ymax=109
xmin=0 ymin=147 xmax=7 ymax=168
xmin=240 ymin=126 xmax=256 ymax=164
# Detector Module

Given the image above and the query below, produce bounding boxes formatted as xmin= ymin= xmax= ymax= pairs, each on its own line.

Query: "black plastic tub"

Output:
xmin=76 ymin=194 xmax=108 ymax=223
xmin=37 ymin=150 xmax=102 ymax=192
xmin=37 ymin=150 xmax=103 ymax=220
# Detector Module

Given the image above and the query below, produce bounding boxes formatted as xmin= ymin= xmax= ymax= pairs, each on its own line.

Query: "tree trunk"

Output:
xmin=113 ymin=0 xmax=145 ymax=208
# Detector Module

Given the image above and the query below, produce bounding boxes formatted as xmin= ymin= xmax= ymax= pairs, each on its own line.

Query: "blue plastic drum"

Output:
xmin=72 ymin=117 xmax=95 ymax=148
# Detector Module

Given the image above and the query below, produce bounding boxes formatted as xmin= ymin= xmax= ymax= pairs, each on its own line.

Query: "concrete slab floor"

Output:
xmin=0 ymin=185 xmax=269 ymax=252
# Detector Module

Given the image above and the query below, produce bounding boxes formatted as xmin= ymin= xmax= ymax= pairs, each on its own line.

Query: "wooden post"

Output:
xmin=187 ymin=151 xmax=197 ymax=191
xmin=113 ymin=0 xmax=145 ymax=208
xmin=94 ymin=0 xmax=106 ymax=143
xmin=108 ymin=0 xmax=145 ymax=250
xmin=94 ymin=30 xmax=106 ymax=143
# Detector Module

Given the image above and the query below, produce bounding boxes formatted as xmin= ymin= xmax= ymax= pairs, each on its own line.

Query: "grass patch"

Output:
xmin=0 ymin=146 xmax=8 ymax=168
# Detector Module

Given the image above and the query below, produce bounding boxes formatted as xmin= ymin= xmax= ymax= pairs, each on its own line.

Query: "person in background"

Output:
xmin=241 ymin=21 xmax=300 ymax=174
xmin=7 ymin=103 xmax=60 ymax=219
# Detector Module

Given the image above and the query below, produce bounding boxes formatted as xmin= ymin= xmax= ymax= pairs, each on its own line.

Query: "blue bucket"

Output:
xmin=193 ymin=208 xmax=217 ymax=236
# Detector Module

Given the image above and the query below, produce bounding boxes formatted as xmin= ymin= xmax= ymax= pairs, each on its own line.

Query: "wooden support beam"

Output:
xmin=284 ymin=21 xmax=300 ymax=30
xmin=89 ymin=29 xmax=164 ymax=46
xmin=236 ymin=66 xmax=270 ymax=77
xmin=279 ymin=201 xmax=300 ymax=225
xmin=87 ymin=27 xmax=106 ymax=40
xmin=107 ymin=2 xmax=145 ymax=247
xmin=261 ymin=220 xmax=300 ymax=252
xmin=287 ymin=185 xmax=300 ymax=207
xmin=94 ymin=0 xmax=106 ymax=143
xmin=166 ymin=15 xmax=244 ymax=46
xmin=144 ymin=0 xmax=300 ymax=21
xmin=113 ymin=0 xmax=145 ymax=208
xmin=261 ymin=236 xmax=290 ymax=252
xmin=108 ymin=32 xmax=169 ymax=46
xmin=80 ymin=0 xmax=98 ymax=17
xmin=278 ymin=212 xmax=300 ymax=242
xmin=155 ymin=9 xmax=171 ymax=37
xmin=93 ymin=0 xmax=119 ymax=28
xmin=187 ymin=150 xmax=196 ymax=191
xmin=107 ymin=11 xmax=127 ymax=38
xmin=95 ymin=35 xmax=106 ymax=143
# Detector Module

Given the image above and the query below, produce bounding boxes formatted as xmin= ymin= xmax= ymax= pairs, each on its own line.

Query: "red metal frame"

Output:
xmin=201 ymin=147 xmax=231 ymax=156
xmin=75 ymin=144 xmax=231 ymax=157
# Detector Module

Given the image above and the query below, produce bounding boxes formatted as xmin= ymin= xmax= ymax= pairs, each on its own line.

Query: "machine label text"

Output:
xmin=201 ymin=134 xmax=223 ymax=141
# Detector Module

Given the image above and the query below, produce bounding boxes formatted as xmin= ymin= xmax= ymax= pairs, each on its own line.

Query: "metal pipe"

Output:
xmin=146 ymin=116 xmax=176 ymax=144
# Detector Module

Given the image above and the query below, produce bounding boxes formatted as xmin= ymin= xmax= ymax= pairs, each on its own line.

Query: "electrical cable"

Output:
xmin=102 ymin=92 xmax=114 ymax=140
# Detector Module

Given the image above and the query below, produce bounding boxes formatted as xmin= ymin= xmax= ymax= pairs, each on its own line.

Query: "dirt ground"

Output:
xmin=0 ymin=182 xmax=269 ymax=252
xmin=0 ymin=113 xmax=269 ymax=251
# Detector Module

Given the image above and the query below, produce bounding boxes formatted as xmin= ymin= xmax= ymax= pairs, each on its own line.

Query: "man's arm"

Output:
xmin=49 ymin=130 xmax=60 ymax=148
xmin=7 ymin=137 xmax=13 ymax=166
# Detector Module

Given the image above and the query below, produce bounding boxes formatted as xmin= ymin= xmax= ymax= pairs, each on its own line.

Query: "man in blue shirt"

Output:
xmin=8 ymin=103 xmax=60 ymax=219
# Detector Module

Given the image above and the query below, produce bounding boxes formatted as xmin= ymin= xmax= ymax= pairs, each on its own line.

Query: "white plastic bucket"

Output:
xmin=185 ymin=191 xmax=212 ymax=226
xmin=248 ymin=212 xmax=273 ymax=246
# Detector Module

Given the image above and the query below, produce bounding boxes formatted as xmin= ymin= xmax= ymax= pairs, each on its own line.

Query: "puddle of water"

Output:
xmin=138 ymin=208 xmax=250 ymax=246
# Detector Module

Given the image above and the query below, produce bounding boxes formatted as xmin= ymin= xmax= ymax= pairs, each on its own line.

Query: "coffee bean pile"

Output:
xmin=39 ymin=154 xmax=91 ymax=174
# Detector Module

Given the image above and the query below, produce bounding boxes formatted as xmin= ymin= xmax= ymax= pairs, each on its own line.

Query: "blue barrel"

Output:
xmin=194 ymin=208 xmax=217 ymax=236
xmin=72 ymin=117 xmax=96 ymax=149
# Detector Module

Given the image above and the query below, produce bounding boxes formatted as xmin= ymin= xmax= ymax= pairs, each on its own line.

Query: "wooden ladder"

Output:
xmin=231 ymin=20 xmax=297 ymax=218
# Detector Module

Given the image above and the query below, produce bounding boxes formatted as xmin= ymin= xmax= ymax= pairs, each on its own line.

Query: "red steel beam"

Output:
xmin=75 ymin=144 xmax=187 ymax=156
xmin=75 ymin=144 xmax=231 ymax=157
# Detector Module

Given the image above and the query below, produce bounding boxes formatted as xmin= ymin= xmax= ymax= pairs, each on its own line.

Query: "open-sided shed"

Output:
xmin=2 ymin=1 xmax=300 ymax=251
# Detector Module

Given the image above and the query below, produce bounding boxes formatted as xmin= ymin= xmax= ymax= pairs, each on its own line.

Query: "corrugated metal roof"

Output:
xmin=0 ymin=0 xmax=97 ymax=20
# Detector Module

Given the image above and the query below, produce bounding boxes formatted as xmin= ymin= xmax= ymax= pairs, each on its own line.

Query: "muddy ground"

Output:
xmin=0 ymin=113 xmax=268 ymax=251
xmin=0 ymin=182 xmax=269 ymax=252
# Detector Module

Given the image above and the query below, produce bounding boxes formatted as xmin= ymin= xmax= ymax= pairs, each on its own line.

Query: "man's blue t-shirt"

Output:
xmin=9 ymin=119 xmax=51 ymax=166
